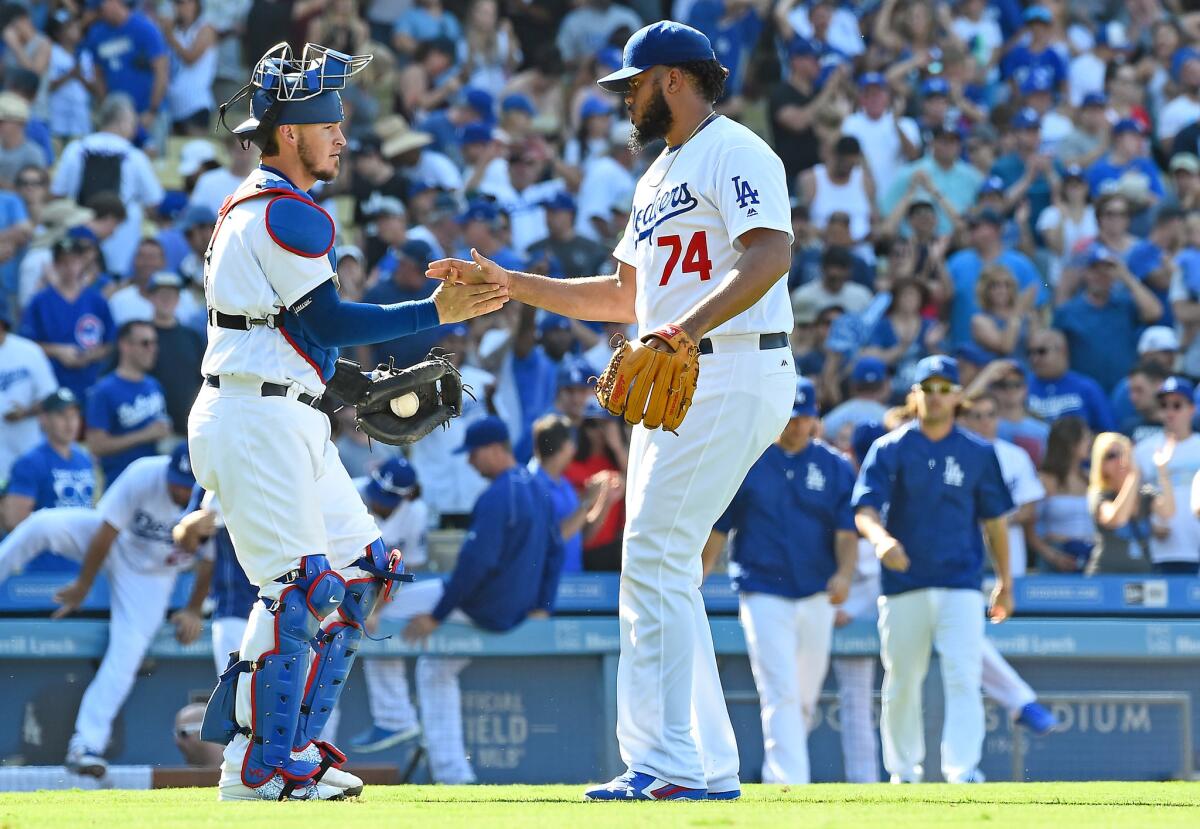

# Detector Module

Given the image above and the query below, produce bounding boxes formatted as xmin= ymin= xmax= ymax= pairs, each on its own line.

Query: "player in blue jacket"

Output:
xmin=702 ymin=377 xmax=857 ymax=784
xmin=853 ymin=355 xmax=1014 ymax=784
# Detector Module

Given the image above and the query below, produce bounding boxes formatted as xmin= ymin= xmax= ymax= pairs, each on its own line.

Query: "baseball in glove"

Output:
xmin=324 ymin=352 xmax=467 ymax=446
xmin=594 ymin=323 xmax=700 ymax=432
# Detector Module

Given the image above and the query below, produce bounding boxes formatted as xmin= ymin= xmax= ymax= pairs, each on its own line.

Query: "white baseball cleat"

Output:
xmin=65 ymin=745 xmax=107 ymax=779
xmin=290 ymin=744 xmax=364 ymax=795
xmin=218 ymin=775 xmax=353 ymax=801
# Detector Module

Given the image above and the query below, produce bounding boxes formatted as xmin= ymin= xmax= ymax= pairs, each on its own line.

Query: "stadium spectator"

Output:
xmin=861 ymin=278 xmax=943 ymax=400
xmin=18 ymin=235 xmax=115 ymax=401
xmin=363 ymin=238 xmax=443 ymax=371
xmin=1133 ymin=376 xmax=1200 ymax=575
xmin=50 ymin=93 xmax=164 ymax=276
xmin=768 ymin=36 xmax=837 ymax=185
xmin=1086 ymin=432 xmax=1171 ymax=575
xmin=159 ymin=0 xmax=218 ymax=135
xmin=970 ymin=264 xmax=1037 ymax=361
xmin=575 ymin=122 xmax=637 ymax=240
xmin=947 ymin=208 xmax=1045 ymax=347
xmin=1037 ymin=164 xmax=1097 ymax=286
xmin=1085 ymin=120 xmax=1163 ymax=219
xmin=1029 ymin=416 xmax=1095 ymax=573
xmin=1026 ymin=329 xmax=1115 ymax=432
xmin=83 ymin=0 xmax=169 ymax=125
xmin=530 ymin=413 xmax=619 ymax=575
xmin=0 ymin=92 xmax=46 ymax=185
xmin=392 ymin=0 xmax=463 ymax=60
xmin=188 ymin=134 xmax=257 ymax=215
xmin=1052 ymin=245 xmax=1162 ymax=393
xmin=526 ymin=192 xmax=611 ymax=278
xmin=800 ymin=135 xmax=874 ymax=249
xmin=555 ymin=0 xmax=642 ymax=68
xmin=84 ymin=319 xmax=169 ymax=486
xmin=1069 ymin=23 xmax=1128 ymax=108
xmin=959 ymin=392 xmax=1046 ymax=578
xmin=146 ymin=271 xmax=203 ymax=437
xmin=790 ymin=245 xmax=873 ymax=317
xmin=46 ymin=10 xmax=96 ymax=141
xmin=1118 ymin=361 xmax=1170 ymax=444
xmin=822 ymin=356 xmax=891 ymax=449
xmin=175 ymin=205 xmax=216 ymax=298
xmin=1000 ymin=6 xmax=1067 ymax=98
xmin=842 ymin=72 xmax=920 ymax=199
xmin=564 ymin=401 xmax=627 ymax=572
xmin=461 ymin=0 xmax=522 ymax=97
xmin=107 ymin=238 xmax=168 ymax=326
xmin=1 ymin=388 xmax=94 ymax=532
xmin=882 ymin=127 xmax=981 ymax=239
xmin=1110 ymin=326 xmax=1180 ymax=426
xmin=0 ymin=300 xmax=57 ymax=488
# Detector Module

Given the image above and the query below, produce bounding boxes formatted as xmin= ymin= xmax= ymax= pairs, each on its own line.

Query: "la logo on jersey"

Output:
xmin=731 ymin=176 xmax=760 ymax=216
xmin=944 ymin=456 xmax=964 ymax=487
xmin=805 ymin=463 xmax=826 ymax=491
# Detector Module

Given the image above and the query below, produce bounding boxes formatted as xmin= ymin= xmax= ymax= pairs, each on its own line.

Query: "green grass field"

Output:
xmin=1 ymin=783 xmax=1198 ymax=828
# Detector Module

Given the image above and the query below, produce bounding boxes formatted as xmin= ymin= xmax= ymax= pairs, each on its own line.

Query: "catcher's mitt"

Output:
xmin=594 ymin=324 xmax=700 ymax=432
xmin=325 ymin=353 xmax=466 ymax=446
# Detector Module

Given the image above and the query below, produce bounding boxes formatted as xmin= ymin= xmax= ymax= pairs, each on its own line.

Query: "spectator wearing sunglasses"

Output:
xmin=1087 ymin=432 xmax=1172 ymax=575
xmin=1133 ymin=377 xmax=1200 ymax=575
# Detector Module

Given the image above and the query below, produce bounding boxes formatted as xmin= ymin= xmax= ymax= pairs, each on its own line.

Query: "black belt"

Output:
xmin=698 ymin=332 xmax=789 ymax=355
xmin=204 ymin=375 xmax=321 ymax=407
xmin=208 ymin=308 xmax=281 ymax=330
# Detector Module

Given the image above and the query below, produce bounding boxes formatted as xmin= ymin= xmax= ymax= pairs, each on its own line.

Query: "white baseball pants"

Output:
xmin=617 ymin=342 xmax=795 ymax=791
xmin=358 ymin=578 xmax=475 ymax=784
xmin=981 ymin=637 xmax=1036 ymax=716
xmin=832 ymin=656 xmax=879 ymax=782
xmin=211 ymin=616 xmax=248 ymax=676
xmin=877 ymin=587 xmax=984 ymax=784
xmin=739 ymin=591 xmax=834 ymax=784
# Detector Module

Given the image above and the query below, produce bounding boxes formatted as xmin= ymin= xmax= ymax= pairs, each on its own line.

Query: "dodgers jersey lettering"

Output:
xmin=98 ymin=455 xmax=199 ymax=574
xmin=612 ymin=116 xmax=794 ymax=337
xmin=201 ymin=167 xmax=338 ymax=396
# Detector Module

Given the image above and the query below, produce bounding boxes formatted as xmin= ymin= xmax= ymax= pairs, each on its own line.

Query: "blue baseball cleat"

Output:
xmin=347 ymin=724 xmax=420 ymax=753
xmin=706 ymin=789 xmax=741 ymax=800
xmin=583 ymin=771 xmax=706 ymax=801
xmin=1016 ymin=701 xmax=1059 ymax=735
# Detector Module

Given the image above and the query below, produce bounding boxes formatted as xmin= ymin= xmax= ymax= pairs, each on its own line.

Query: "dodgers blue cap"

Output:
xmin=1024 ymin=5 xmax=1052 ymax=24
xmin=542 ymin=191 xmax=577 ymax=213
xmin=557 ymin=360 xmax=593 ymax=390
xmin=1113 ymin=118 xmax=1145 ymax=136
xmin=455 ymin=415 xmax=510 ymax=453
xmin=580 ymin=97 xmax=614 ymax=119
xmin=439 ymin=322 xmax=469 ymax=341
xmin=980 ymin=175 xmax=1006 ymax=195
xmin=913 ymin=355 xmax=960 ymax=385
xmin=167 ymin=443 xmax=196 ymax=489
xmin=596 ymin=46 xmax=623 ymax=72
xmin=921 ymin=77 xmax=949 ymax=97
xmin=501 ymin=93 xmax=536 ymax=116
xmin=460 ymin=122 xmax=493 ymax=145
xmin=851 ymin=420 xmax=887 ymax=464
xmin=1158 ymin=376 xmax=1195 ymax=401
xmin=851 ymin=356 xmax=887 ymax=385
xmin=365 ymin=457 xmax=418 ymax=508
xmin=461 ymin=87 xmax=495 ymax=121
xmin=1011 ymin=107 xmax=1041 ymax=130
xmin=1085 ymin=244 xmax=1120 ymax=267
xmin=1082 ymin=91 xmax=1108 ymax=108
xmin=41 ymin=387 xmax=78 ymax=412
xmin=858 ymin=71 xmax=886 ymax=89
xmin=234 ymin=88 xmax=345 ymax=136
xmin=792 ymin=377 xmax=818 ymax=417
xmin=788 ymin=35 xmax=819 ymax=59
xmin=459 ymin=199 xmax=502 ymax=225
xmin=397 ymin=238 xmax=434 ymax=268
xmin=538 ymin=313 xmax=573 ymax=334
xmin=180 ymin=204 xmax=217 ymax=231
xmin=597 ymin=21 xmax=717 ymax=93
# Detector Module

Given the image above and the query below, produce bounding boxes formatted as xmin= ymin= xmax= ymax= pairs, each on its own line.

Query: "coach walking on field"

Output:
xmin=853 ymin=355 xmax=1014 ymax=784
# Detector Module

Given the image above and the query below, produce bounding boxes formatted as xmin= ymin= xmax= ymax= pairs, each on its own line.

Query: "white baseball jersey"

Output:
xmin=201 ymin=168 xmax=336 ymax=396
xmin=0 ymin=333 xmax=58 ymax=484
xmin=98 ymin=455 xmax=201 ymax=575
xmin=613 ymin=116 xmax=794 ymax=337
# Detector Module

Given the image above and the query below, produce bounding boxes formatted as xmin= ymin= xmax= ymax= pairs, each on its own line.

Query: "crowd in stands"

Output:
xmin=3 ymin=0 xmax=1200 ymax=580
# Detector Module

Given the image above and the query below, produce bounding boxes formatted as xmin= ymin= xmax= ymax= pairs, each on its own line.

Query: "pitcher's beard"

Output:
xmin=628 ymin=84 xmax=673 ymax=153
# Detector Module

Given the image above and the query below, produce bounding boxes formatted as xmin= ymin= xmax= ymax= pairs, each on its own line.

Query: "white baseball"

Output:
xmin=390 ymin=392 xmax=420 ymax=418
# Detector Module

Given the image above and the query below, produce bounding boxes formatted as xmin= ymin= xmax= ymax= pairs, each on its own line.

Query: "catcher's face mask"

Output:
xmin=219 ymin=42 xmax=373 ymax=149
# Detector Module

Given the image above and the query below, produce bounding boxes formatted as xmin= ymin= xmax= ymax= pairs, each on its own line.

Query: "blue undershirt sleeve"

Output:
xmin=289 ymin=279 xmax=441 ymax=349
